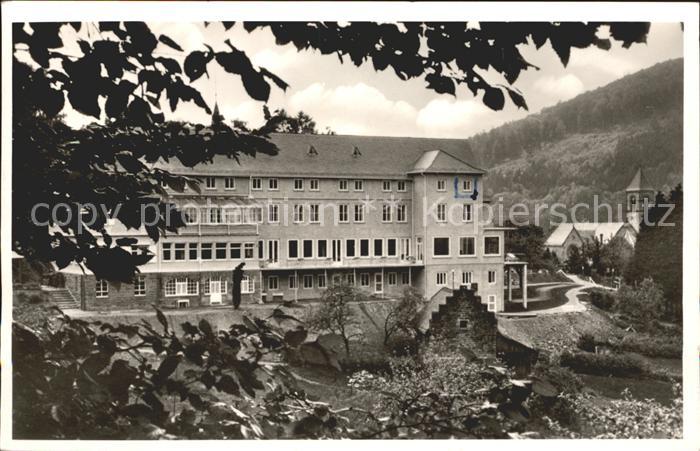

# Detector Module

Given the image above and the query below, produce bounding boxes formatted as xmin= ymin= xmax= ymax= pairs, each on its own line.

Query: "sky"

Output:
xmin=56 ymin=22 xmax=683 ymax=138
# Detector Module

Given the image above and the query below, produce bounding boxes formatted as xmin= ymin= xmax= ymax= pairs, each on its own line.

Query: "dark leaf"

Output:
xmin=284 ymin=328 xmax=308 ymax=347
xmin=158 ymin=34 xmax=183 ymax=52
xmin=198 ymin=319 xmax=213 ymax=336
xmin=259 ymin=67 xmax=289 ymax=91
xmin=483 ymin=87 xmax=505 ymax=111
xmin=215 ymin=374 xmax=241 ymax=396
xmin=184 ymin=50 xmax=212 ymax=82
xmin=155 ymin=307 xmax=169 ymax=334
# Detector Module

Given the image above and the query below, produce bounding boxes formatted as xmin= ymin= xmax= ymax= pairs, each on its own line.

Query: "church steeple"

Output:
xmin=211 ymin=101 xmax=225 ymax=127
xmin=625 ymin=167 xmax=655 ymax=225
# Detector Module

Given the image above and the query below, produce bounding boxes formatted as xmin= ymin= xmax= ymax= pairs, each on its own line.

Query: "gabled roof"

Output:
xmin=626 ymin=168 xmax=654 ymax=192
xmin=544 ymin=223 xmax=579 ymax=247
xmin=155 ymin=133 xmax=480 ymax=178
xmin=407 ymin=149 xmax=485 ymax=175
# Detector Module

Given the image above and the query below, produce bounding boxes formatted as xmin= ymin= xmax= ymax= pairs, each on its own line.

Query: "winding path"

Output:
xmin=499 ymin=273 xmax=613 ymax=317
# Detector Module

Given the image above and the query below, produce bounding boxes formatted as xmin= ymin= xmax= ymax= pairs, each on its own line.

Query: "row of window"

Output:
xmin=287 ymin=237 xmax=412 ymax=260
xmin=179 ymin=176 xmax=476 ymax=195
xmin=182 ymin=203 xmax=411 ymax=225
xmin=95 ymin=275 xmax=254 ymax=299
xmin=162 ymin=242 xmax=257 ymax=261
xmin=435 ymin=269 xmax=497 ymax=287
xmin=268 ymin=271 xmax=411 ymax=291
xmin=433 ymin=236 xmax=500 ymax=257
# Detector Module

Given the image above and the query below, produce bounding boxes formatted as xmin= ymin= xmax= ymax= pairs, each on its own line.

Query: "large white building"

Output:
xmin=61 ymin=133 xmax=524 ymax=312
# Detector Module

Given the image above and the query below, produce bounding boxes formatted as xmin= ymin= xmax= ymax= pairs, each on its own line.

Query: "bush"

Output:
xmin=611 ymin=334 xmax=682 ymax=358
xmin=588 ymin=288 xmax=615 ymax=310
xmin=560 ymin=351 xmax=648 ymax=377
xmin=576 ymin=333 xmax=597 ymax=352
xmin=614 ymin=278 xmax=665 ymax=330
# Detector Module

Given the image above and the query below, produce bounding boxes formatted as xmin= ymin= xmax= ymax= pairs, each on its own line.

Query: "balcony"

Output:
xmin=259 ymin=255 xmax=422 ymax=271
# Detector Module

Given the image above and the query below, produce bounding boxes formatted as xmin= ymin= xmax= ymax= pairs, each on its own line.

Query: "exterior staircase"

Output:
xmin=417 ymin=286 xmax=454 ymax=333
xmin=42 ymin=286 xmax=79 ymax=310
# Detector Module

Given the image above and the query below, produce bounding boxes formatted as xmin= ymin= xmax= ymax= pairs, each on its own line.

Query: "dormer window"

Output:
xmin=462 ymin=179 xmax=472 ymax=192
xmin=308 ymin=145 xmax=318 ymax=156
xmin=352 ymin=146 xmax=362 ymax=158
xmin=437 ymin=180 xmax=446 ymax=192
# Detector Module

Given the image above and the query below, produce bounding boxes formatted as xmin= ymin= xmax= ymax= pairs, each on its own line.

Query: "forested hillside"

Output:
xmin=464 ymin=58 xmax=683 ymax=227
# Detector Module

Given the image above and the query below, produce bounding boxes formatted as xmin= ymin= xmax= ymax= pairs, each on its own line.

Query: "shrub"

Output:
xmin=576 ymin=333 xmax=597 ymax=352
xmin=588 ymin=288 xmax=615 ymax=310
xmin=614 ymin=278 xmax=665 ymax=330
xmin=611 ymin=334 xmax=682 ymax=358
xmin=559 ymin=351 xmax=648 ymax=377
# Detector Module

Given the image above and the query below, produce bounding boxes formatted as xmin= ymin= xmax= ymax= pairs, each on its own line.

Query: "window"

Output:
xmin=204 ymin=276 xmax=228 ymax=295
xmin=318 ymin=274 xmax=327 ymax=288
xmin=359 ymin=239 xmax=370 ymax=257
xmin=309 ymin=204 xmax=320 ymax=223
xmin=382 ymin=180 xmax=391 ymax=192
xmin=345 ymin=239 xmax=356 ymax=258
xmin=268 ymin=276 xmax=279 ymax=291
xmin=354 ymin=180 xmax=363 ymax=191
xmin=354 ymin=204 xmax=364 ymax=222
xmin=397 ymin=204 xmax=407 ymax=222
xmin=360 ymin=273 xmax=370 ymax=287
xmin=433 ymin=237 xmax=450 ymax=256
xmin=248 ymin=207 xmax=263 ymax=224
xmin=346 ymin=273 xmax=355 ymax=286
xmin=462 ymin=179 xmax=472 ymax=192
xmin=205 ymin=176 xmax=216 ymax=189
xmin=457 ymin=319 xmax=469 ymax=330
xmin=397 ymin=181 xmax=407 ymax=192
xmin=230 ymin=243 xmax=241 ymax=259
xmin=436 ymin=203 xmax=447 ymax=222
xmin=387 ymin=239 xmax=397 ymax=257
xmin=289 ymin=275 xmax=297 ymax=289
xmin=188 ymin=243 xmax=198 ymax=260
xmin=310 ymin=179 xmax=319 ymax=191
xmin=268 ymin=178 xmax=278 ymax=190
xmin=183 ymin=207 xmax=198 ymax=224
xmin=174 ymin=243 xmax=186 ymax=260
xmin=96 ymin=280 xmax=109 ymax=298
xmin=332 ymin=274 xmax=342 ymax=285
xmin=459 ymin=237 xmax=476 ymax=256
xmin=462 ymin=271 xmax=473 ymax=285
xmin=303 ymin=240 xmax=314 ymax=258
xmin=484 ymin=236 xmax=501 ymax=255
xmin=487 ymin=295 xmax=497 ymax=312
xmin=201 ymin=243 xmax=213 ymax=260
xmin=303 ymin=274 xmax=314 ymax=289
xmin=339 ymin=180 xmax=348 ymax=191
xmin=317 ymin=240 xmax=328 ymax=259
xmin=244 ymin=242 xmax=255 ymax=259
xmin=162 ymin=243 xmax=172 ymax=261
xmin=437 ymin=180 xmax=446 ymax=191
xmin=133 ymin=276 xmax=146 ymax=296
xmin=400 ymin=238 xmax=411 ymax=260
xmin=216 ymin=243 xmax=227 ymax=260
xmin=338 ymin=204 xmax=349 ymax=223
xmin=463 ymin=204 xmax=473 ymax=222
xmin=436 ymin=272 xmax=447 ymax=286
xmin=241 ymin=275 xmax=254 ymax=294
xmin=388 ymin=272 xmax=397 ymax=286
xmin=208 ymin=207 xmax=222 ymax=224
xmin=374 ymin=273 xmax=383 ymax=293
xmin=165 ymin=277 xmax=199 ymax=296
xmin=268 ymin=204 xmax=279 ymax=223
xmin=373 ymin=239 xmax=383 ymax=257
xmin=225 ymin=177 xmax=235 ymax=190
xmin=294 ymin=178 xmax=304 ymax=191
xmin=293 ymin=204 xmax=304 ymax=223
xmin=224 ymin=207 xmax=242 ymax=224
xmin=382 ymin=204 xmax=392 ymax=222
xmin=488 ymin=270 xmax=497 ymax=284
xmin=401 ymin=272 xmax=410 ymax=285
xmin=288 ymin=240 xmax=299 ymax=259
xmin=252 ymin=177 xmax=262 ymax=190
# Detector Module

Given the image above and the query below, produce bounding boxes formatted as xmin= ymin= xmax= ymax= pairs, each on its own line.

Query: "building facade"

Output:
xmin=61 ymin=133 xmax=515 ymax=312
